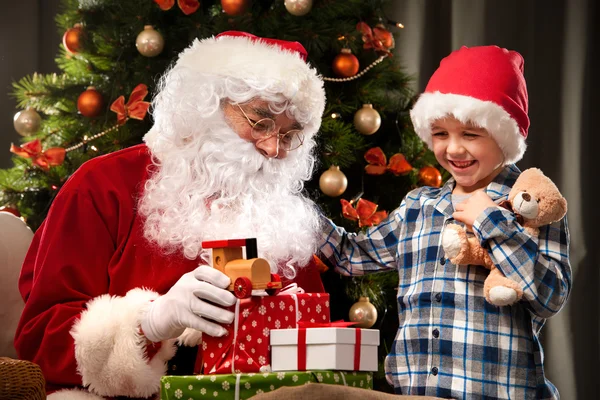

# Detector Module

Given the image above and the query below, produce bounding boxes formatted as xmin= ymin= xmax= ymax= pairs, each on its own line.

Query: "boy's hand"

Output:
xmin=453 ymin=191 xmax=497 ymax=230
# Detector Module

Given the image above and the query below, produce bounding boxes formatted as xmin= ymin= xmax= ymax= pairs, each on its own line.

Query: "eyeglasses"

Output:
xmin=235 ymin=104 xmax=304 ymax=152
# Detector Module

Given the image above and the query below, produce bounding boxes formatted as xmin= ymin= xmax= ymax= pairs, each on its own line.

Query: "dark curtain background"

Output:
xmin=1 ymin=1 xmax=597 ymax=398
xmin=0 ymin=0 xmax=61 ymax=169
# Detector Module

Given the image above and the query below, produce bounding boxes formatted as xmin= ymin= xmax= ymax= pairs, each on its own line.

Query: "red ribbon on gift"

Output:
xmin=296 ymin=321 xmax=362 ymax=371
xmin=354 ymin=328 xmax=362 ymax=371
xmin=298 ymin=328 xmax=307 ymax=370
xmin=10 ymin=139 xmax=65 ymax=171
xmin=297 ymin=320 xmax=357 ymax=328
xmin=110 ymin=84 xmax=151 ymax=125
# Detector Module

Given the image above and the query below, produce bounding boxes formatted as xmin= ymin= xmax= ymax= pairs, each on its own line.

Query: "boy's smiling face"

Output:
xmin=431 ymin=116 xmax=505 ymax=195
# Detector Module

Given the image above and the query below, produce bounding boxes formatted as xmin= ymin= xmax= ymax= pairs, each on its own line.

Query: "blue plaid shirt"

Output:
xmin=319 ymin=164 xmax=571 ymax=399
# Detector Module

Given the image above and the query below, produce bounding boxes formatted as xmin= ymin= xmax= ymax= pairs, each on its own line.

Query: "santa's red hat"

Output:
xmin=410 ymin=45 xmax=529 ymax=164
xmin=172 ymin=31 xmax=325 ymax=136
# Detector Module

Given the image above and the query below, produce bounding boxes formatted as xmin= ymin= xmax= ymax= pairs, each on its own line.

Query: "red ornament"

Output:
xmin=221 ymin=0 xmax=251 ymax=15
xmin=332 ymin=49 xmax=359 ymax=78
xmin=77 ymin=87 xmax=104 ymax=118
xmin=154 ymin=0 xmax=200 ymax=14
xmin=63 ymin=24 xmax=84 ymax=54
xmin=418 ymin=166 xmax=442 ymax=188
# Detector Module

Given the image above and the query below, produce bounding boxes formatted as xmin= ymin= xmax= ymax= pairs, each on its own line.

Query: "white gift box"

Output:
xmin=270 ymin=327 xmax=380 ymax=372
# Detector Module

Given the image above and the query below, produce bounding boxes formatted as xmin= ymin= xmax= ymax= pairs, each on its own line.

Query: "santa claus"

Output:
xmin=14 ymin=31 xmax=326 ymax=399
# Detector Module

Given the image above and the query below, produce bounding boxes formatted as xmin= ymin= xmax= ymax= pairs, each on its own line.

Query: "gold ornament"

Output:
xmin=319 ymin=165 xmax=347 ymax=197
xmin=284 ymin=0 xmax=312 ymax=16
xmin=221 ymin=0 xmax=251 ymax=15
xmin=332 ymin=48 xmax=359 ymax=78
xmin=136 ymin=25 xmax=165 ymax=57
xmin=77 ymin=87 xmax=104 ymax=118
xmin=349 ymin=296 xmax=378 ymax=328
xmin=353 ymin=104 xmax=381 ymax=135
xmin=13 ymin=107 xmax=42 ymax=136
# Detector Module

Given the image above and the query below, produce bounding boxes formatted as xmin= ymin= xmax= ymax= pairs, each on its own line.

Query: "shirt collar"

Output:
xmin=433 ymin=164 xmax=521 ymax=217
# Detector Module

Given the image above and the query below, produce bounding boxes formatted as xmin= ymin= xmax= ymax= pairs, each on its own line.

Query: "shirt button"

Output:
xmin=431 ymin=367 xmax=438 ymax=376
xmin=432 ymin=328 xmax=439 ymax=338
xmin=440 ymin=257 xmax=446 ymax=265
xmin=435 ymin=292 xmax=442 ymax=302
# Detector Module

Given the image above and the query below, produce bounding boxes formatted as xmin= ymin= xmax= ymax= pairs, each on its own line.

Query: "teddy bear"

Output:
xmin=441 ymin=168 xmax=568 ymax=306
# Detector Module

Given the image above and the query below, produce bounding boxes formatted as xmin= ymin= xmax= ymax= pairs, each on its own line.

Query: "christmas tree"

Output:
xmin=1 ymin=0 xmax=443 ymax=391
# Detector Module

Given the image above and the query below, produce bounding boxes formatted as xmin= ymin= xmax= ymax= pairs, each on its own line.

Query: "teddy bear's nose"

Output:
xmin=522 ymin=193 xmax=531 ymax=201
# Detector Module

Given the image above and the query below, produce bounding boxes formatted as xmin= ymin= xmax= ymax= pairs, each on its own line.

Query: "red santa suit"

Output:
xmin=14 ymin=144 xmax=324 ymax=398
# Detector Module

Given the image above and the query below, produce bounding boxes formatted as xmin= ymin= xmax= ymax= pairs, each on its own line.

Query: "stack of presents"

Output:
xmin=160 ymin=239 xmax=380 ymax=400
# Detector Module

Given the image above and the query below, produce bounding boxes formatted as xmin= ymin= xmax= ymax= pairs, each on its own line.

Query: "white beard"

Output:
xmin=139 ymin=115 xmax=322 ymax=278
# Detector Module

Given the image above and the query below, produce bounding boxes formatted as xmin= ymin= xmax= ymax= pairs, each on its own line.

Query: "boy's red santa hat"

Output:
xmin=410 ymin=45 xmax=529 ymax=164
xmin=172 ymin=31 xmax=325 ymax=135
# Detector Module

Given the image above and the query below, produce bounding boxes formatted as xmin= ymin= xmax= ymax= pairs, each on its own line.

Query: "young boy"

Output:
xmin=318 ymin=46 xmax=571 ymax=399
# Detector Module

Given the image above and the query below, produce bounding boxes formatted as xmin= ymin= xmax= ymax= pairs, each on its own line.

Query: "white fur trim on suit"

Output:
xmin=70 ymin=288 xmax=177 ymax=398
xmin=174 ymin=35 xmax=326 ymax=135
xmin=48 ymin=388 xmax=105 ymax=400
xmin=410 ymin=92 xmax=527 ymax=164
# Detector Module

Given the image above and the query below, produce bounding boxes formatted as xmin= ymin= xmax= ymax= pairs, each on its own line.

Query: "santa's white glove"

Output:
xmin=141 ymin=265 xmax=237 ymax=342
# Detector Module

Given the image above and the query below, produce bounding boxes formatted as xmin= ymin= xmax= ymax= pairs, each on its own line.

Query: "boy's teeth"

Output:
xmin=451 ymin=160 xmax=474 ymax=167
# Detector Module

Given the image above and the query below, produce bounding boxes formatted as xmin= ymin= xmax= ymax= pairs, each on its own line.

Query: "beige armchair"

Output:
xmin=0 ymin=211 xmax=46 ymax=399
xmin=0 ymin=211 xmax=32 ymax=358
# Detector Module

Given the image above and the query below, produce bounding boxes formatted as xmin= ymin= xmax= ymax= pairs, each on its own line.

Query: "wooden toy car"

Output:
xmin=201 ymin=238 xmax=282 ymax=299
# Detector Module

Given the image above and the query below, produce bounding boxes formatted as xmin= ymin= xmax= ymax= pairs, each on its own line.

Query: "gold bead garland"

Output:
xmin=64 ymin=124 xmax=120 ymax=152
xmin=323 ymin=55 xmax=387 ymax=82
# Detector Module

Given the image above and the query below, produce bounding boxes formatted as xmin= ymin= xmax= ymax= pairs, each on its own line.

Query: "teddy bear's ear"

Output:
xmin=557 ymin=197 xmax=568 ymax=219
xmin=548 ymin=197 xmax=568 ymax=222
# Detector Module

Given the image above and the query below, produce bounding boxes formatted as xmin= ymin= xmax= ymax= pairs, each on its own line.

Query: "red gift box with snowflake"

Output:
xmin=200 ymin=292 xmax=330 ymax=374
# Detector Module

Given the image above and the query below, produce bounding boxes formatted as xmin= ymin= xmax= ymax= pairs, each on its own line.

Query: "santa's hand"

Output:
xmin=141 ymin=265 xmax=237 ymax=342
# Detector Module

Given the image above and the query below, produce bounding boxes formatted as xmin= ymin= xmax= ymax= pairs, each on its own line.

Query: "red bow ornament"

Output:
xmin=10 ymin=139 xmax=65 ymax=171
xmin=356 ymin=22 xmax=395 ymax=56
xmin=312 ymin=254 xmax=329 ymax=273
xmin=110 ymin=84 xmax=151 ymax=126
xmin=341 ymin=198 xmax=388 ymax=228
xmin=364 ymin=147 xmax=413 ymax=176
xmin=153 ymin=0 xmax=200 ymax=14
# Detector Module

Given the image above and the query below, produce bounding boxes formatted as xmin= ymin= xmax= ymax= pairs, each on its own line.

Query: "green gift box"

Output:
xmin=161 ymin=370 xmax=373 ymax=400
